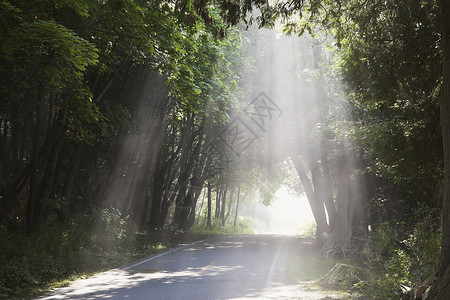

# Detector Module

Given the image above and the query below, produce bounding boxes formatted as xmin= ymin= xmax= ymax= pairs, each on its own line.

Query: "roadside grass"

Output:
xmin=190 ymin=216 xmax=254 ymax=235
xmin=285 ymin=236 xmax=356 ymax=299
xmin=0 ymin=210 xmax=210 ymax=300
xmin=1 ymin=213 xmax=257 ymax=299
xmin=26 ymin=234 xmax=199 ymax=298
xmin=286 ymin=253 xmax=337 ymax=282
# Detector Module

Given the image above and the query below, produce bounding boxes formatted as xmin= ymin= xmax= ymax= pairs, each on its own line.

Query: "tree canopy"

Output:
xmin=1 ymin=0 xmax=450 ymax=298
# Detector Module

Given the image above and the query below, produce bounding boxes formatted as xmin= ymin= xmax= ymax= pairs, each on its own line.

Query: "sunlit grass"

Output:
xmin=287 ymin=253 xmax=337 ymax=282
xmin=26 ymin=241 xmax=178 ymax=298
xmin=23 ymin=235 xmax=202 ymax=299
xmin=284 ymin=238 xmax=359 ymax=299
xmin=190 ymin=216 xmax=254 ymax=235
xmin=0 ymin=212 xmax=208 ymax=300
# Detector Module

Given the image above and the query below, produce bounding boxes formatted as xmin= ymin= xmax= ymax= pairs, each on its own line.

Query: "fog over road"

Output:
xmin=38 ymin=235 xmax=308 ymax=300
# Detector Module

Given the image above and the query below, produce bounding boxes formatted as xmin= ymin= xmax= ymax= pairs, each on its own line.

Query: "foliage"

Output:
xmin=163 ymin=7 xmax=246 ymax=120
xmin=286 ymin=237 xmax=338 ymax=284
xmin=288 ymin=254 xmax=337 ymax=282
xmin=0 ymin=209 xmax=126 ymax=298
xmin=0 ymin=210 xmax=209 ymax=299
xmin=91 ymin=208 xmax=128 ymax=250
xmin=332 ymin=0 xmax=443 ymax=207
xmin=191 ymin=216 xmax=254 ymax=235
xmin=297 ymin=222 xmax=317 ymax=238
xmin=0 ymin=0 xmax=447 ymax=298
xmin=0 ymin=0 xmax=247 ymax=233
xmin=345 ymin=207 xmax=441 ymax=299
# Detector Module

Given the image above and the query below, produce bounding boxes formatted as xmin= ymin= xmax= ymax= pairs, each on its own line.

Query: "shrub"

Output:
xmin=356 ymin=207 xmax=441 ymax=299
xmin=0 ymin=208 xmax=131 ymax=299
xmin=297 ymin=222 xmax=317 ymax=237
xmin=91 ymin=208 xmax=128 ymax=251
xmin=191 ymin=216 xmax=254 ymax=235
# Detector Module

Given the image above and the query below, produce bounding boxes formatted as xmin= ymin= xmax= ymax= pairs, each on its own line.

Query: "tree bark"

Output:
xmin=234 ymin=185 xmax=241 ymax=229
xmin=321 ymin=158 xmax=337 ymax=231
xmin=215 ymin=180 xmax=221 ymax=218
xmin=290 ymin=155 xmax=329 ymax=243
xmin=323 ymin=160 xmax=353 ymax=253
xmin=311 ymin=162 xmax=336 ymax=232
xmin=426 ymin=1 xmax=450 ymax=298
xmin=26 ymin=86 xmax=42 ymax=232
xmin=207 ymin=181 xmax=212 ymax=228
xmin=148 ymin=125 xmax=181 ymax=229
xmin=185 ymin=153 xmax=207 ymax=229
xmin=221 ymin=184 xmax=228 ymax=226
xmin=36 ymin=129 xmax=65 ymax=221
xmin=60 ymin=144 xmax=82 ymax=222
xmin=225 ymin=188 xmax=234 ymax=224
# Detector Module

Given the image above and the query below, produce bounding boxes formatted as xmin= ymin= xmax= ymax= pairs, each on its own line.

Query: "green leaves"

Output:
xmin=323 ymin=0 xmax=444 ymax=198
xmin=3 ymin=20 xmax=98 ymax=89
xmin=163 ymin=8 xmax=245 ymax=120
xmin=0 ymin=1 xmax=102 ymax=143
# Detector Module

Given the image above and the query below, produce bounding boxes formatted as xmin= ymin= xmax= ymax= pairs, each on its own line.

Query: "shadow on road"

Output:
xmin=37 ymin=235 xmax=350 ymax=300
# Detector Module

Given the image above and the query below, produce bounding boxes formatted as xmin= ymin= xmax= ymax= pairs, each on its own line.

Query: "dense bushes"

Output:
xmin=325 ymin=206 xmax=441 ymax=299
xmin=190 ymin=216 xmax=254 ymax=235
xmin=0 ymin=208 xmax=202 ymax=299
xmin=0 ymin=209 xmax=115 ymax=298
xmin=363 ymin=216 xmax=440 ymax=299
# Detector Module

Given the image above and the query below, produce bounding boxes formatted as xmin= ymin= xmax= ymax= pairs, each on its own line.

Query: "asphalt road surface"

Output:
xmin=37 ymin=235 xmax=308 ymax=300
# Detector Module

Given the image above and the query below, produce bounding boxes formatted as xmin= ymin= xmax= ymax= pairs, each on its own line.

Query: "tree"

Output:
xmin=426 ymin=1 xmax=450 ymax=298
xmin=183 ymin=1 xmax=450 ymax=295
xmin=0 ymin=0 xmax=247 ymax=232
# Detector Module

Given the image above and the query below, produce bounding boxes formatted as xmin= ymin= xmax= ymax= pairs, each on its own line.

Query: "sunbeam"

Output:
xmin=2 ymin=1 xmax=447 ymax=299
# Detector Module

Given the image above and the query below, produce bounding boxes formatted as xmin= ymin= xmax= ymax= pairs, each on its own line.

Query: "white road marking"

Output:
xmin=265 ymin=238 xmax=287 ymax=289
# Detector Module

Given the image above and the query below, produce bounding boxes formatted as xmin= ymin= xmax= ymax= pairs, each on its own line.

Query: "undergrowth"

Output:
xmin=190 ymin=216 xmax=254 ymax=235
xmin=323 ymin=205 xmax=441 ymax=299
xmin=0 ymin=208 xmax=205 ymax=299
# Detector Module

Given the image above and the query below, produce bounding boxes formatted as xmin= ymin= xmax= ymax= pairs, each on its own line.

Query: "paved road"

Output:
xmin=38 ymin=235 xmax=299 ymax=300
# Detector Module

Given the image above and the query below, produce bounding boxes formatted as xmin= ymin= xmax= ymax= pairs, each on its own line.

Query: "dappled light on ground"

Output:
xmin=37 ymin=235 xmax=349 ymax=300
xmin=228 ymin=284 xmax=347 ymax=300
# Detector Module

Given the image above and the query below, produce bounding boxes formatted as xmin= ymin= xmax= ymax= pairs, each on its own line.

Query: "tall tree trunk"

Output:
xmin=26 ymin=86 xmax=42 ymax=232
xmin=36 ymin=129 xmax=65 ymax=221
xmin=221 ymin=184 xmax=228 ymax=226
xmin=5 ymin=106 xmax=65 ymax=225
xmin=149 ymin=166 xmax=166 ymax=229
xmin=207 ymin=181 xmax=212 ymax=228
xmin=321 ymin=158 xmax=337 ymax=231
xmin=172 ymin=114 xmax=195 ymax=228
xmin=322 ymin=152 xmax=364 ymax=257
xmin=234 ymin=185 xmax=241 ymax=229
xmin=196 ymin=190 xmax=206 ymax=225
xmin=311 ymin=162 xmax=336 ymax=233
xmin=225 ymin=188 xmax=234 ymax=224
xmin=426 ymin=1 xmax=450 ymax=298
xmin=290 ymin=155 xmax=328 ymax=244
xmin=60 ymin=144 xmax=82 ymax=222
xmin=1 ymin=165 xmax=30 ymax=221
xmin=323 ymin=160 xmax=352 ymax=253
xmin=185 ymin=153 xmax=207 ymax=229
xmin=215 ymin=180 xmax=221 ymax=218
xmin=10 ymin=107 xmax=19 ymax=178
xmin=149 ymin=135 xmax=178 ymax=229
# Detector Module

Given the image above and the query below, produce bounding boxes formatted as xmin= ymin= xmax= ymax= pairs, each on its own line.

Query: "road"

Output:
xmin=37 ymin=235 xmax=304 ymax=300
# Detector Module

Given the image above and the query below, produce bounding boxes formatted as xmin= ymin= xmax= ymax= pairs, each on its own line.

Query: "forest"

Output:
xmin=1 ymin=0 xmax=450 ymax=299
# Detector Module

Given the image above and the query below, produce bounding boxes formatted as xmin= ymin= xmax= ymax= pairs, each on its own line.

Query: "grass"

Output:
xmin=0 ymin=210 xmax=211 ymax=300
xmin=26 ymin=232 xmax=202 ymax=298
xmin=287 ymin=254 xmax=338 ymax=282
xmin=190 ymin=217 xmax=254 ymax=235
xmin=284 ymin=237 xmax=358 ymax=299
